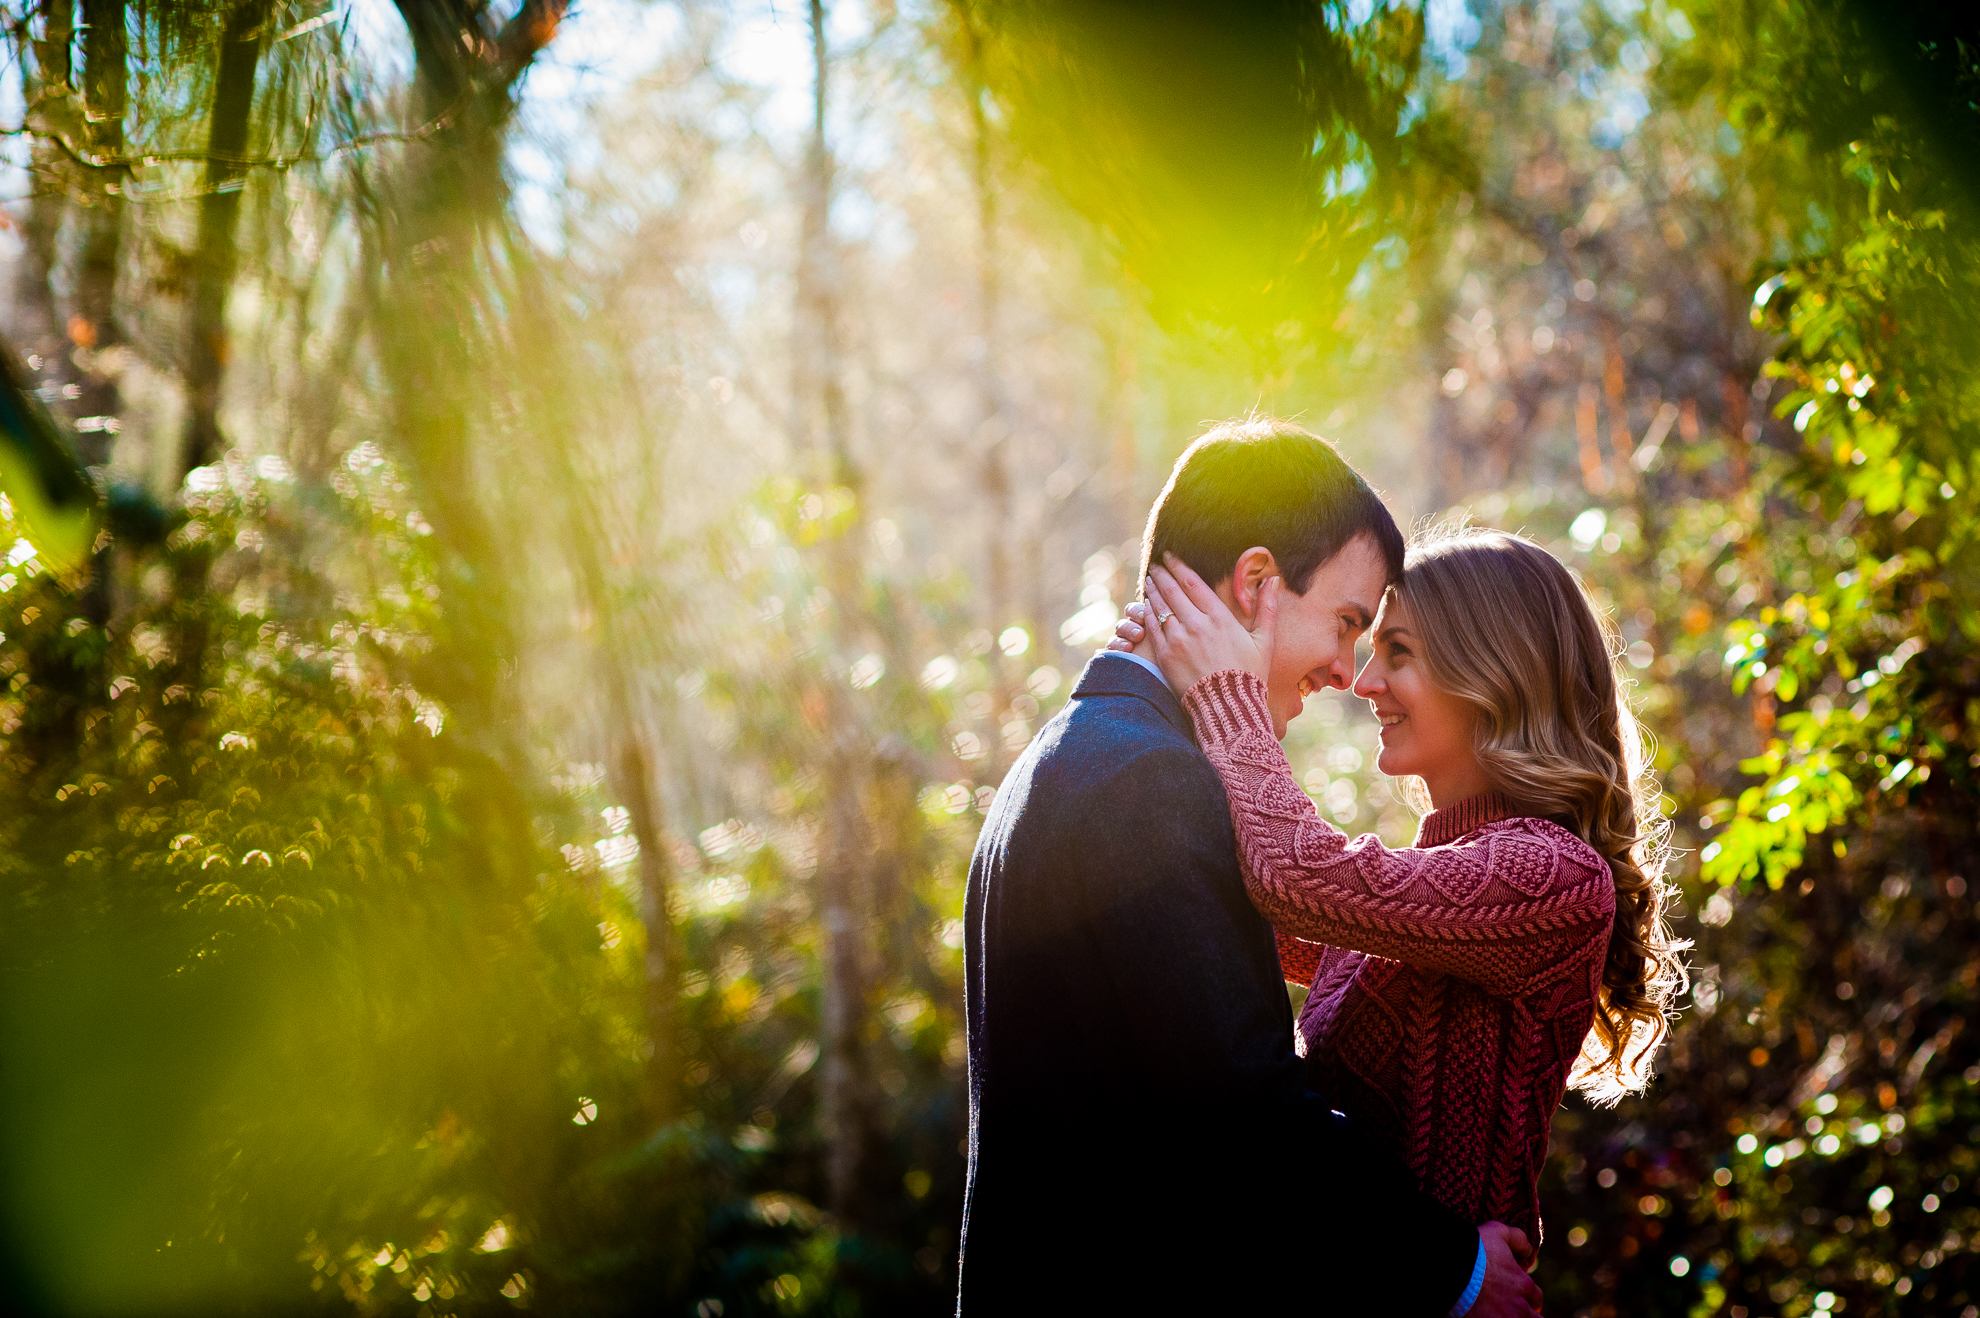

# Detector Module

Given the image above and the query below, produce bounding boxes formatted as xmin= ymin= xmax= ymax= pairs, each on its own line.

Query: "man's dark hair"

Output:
xmin=1140 ymin=416 xmax=1405 ymax=593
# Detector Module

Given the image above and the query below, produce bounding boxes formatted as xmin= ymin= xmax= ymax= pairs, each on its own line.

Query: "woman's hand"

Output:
xmin=1472 ymin=1223 xmax=1544 ymax=1316
xmin=1137 ymin=553 xmax=1279 ymax=694
xmin=1107 ymin=603 xmax=1147 ymax=652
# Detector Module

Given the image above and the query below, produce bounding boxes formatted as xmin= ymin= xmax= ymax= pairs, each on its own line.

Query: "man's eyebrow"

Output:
xmin=1343 ymin=601 xmax=1377 ymax=628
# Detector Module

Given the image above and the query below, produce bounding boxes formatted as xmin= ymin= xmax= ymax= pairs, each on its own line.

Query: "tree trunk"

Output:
xmin=5 ymin=2 xmax=101 ymax=778
xmin=182 ymin=0 xmax=272 ymax=477
xmin=613 ymin=736 xmax=682 ymax=1124
xmin=791 ymin=0 xmax=851 ymax=478
xmin=961 ymin=10 xmax=1017 ymax=771
xmin=15 ymin=0 xmax=72 ymax=358
xmin=537 ymin=324 xmax=688 ymax=1123
xmin=380 ymin=0 xmax=566 ymax=754
xmin=815 ymin=740 xmax=873 ymax=1225
xmin=74 ymin=0 xmax=125 ymax=469
xmin=58 ymin=0 xmax=123 ymax=641
xmin=33 ymin=0 xmax=73 ymax=96
xmin=794 ymin=0 xmax=879 ymax=1230
xmin=161 ymin=0 xmax=273 ymax=757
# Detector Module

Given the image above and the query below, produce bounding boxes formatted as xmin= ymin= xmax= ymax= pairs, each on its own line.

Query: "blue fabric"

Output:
xmin=1449 ymin=1237 xmax=1488 ymax=1317
xmin=957 ymin=653 xmax=1476 ymax=1314
xmin=1107 ymin=645 xmax=1171 ymax=689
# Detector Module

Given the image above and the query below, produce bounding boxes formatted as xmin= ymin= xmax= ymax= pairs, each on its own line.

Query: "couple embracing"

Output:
xmin=957 ymin=417 xmax=1685 ymax=1314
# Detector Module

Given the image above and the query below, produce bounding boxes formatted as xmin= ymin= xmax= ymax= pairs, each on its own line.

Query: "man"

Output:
xmin=958 ymin=418 xmax=1542 ymax=1314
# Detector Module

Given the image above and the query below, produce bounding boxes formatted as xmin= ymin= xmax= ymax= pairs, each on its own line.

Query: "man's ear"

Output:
xmin=1229 ymin=546 xmax=1279 ymax=625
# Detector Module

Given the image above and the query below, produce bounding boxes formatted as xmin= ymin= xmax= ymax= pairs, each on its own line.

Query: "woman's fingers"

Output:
xmin=1148 ymin=563 xmax=1206 ymax=630
xmin=1161 ymin=552 xmax=1226 ymax=617
xmin=1141 ymin=574 xmax=1175 ymax=658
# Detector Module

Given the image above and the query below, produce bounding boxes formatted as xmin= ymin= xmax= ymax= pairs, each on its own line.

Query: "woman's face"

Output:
xmin=1351 ymin=594 xmax=1492 ymax=807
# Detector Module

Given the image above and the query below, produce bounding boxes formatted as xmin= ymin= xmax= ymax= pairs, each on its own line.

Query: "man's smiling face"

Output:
xmin=1257 ymin=532 xmax=1388 ymax=738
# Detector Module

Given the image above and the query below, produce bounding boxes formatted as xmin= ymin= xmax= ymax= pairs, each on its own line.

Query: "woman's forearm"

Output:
xmin=1185 ymin=669 xmax=1615 ymax=994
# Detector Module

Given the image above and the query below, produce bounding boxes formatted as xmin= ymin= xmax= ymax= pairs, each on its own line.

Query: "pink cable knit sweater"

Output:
xmin=1183 ymin=670 xmax=1618 ymax=1239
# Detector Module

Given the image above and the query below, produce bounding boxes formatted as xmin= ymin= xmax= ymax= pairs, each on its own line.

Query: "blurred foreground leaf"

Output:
xmin=0 ymin=344 xmax=95 ymax=579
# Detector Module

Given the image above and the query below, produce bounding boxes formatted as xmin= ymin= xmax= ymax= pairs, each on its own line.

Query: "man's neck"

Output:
xmin=1110 ymin=642 xmax=1170 ymax=691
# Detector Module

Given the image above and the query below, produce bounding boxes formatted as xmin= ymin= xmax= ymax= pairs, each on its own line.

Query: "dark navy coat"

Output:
xmin=958 ymin=653 xmax=1476 ymax=1313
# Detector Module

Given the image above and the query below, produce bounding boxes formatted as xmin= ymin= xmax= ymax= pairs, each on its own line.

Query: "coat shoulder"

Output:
xmin=1028 ymin=691 xmax=1221 ymax=805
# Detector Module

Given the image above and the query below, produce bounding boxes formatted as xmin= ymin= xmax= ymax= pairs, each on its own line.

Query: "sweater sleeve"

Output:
xmin=1275 ymin=927 xmax=1325 ymax=987
xmin=1184 ymin=670 xmax=1617 ymax=996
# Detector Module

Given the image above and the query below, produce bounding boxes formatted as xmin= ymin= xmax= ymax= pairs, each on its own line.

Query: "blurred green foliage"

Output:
xmin=1 ymin=1 xmax=1978 ymax=1316
xmin=970 ymin=0 xmax=1458 ymax=344
xmin=1518 ymin=3 xmax=1980 ymax=1315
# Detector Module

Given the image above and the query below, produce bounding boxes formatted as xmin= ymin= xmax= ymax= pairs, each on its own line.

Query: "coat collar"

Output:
xmin=1071 ymin=651 xmax=1193 ymax=739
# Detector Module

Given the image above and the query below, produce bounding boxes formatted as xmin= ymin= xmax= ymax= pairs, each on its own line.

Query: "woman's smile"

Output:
xmin=1350 ymin=597 xmax=1491 ymax=803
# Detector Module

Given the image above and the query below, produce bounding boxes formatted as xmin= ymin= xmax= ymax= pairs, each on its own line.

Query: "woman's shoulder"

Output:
xmin=1466 ymin=815 xmax=1616 ymax=891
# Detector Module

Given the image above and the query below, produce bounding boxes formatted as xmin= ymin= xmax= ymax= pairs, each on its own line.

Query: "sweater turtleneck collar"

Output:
xmin=1414 ymin=792 xmax=1521 ymax=848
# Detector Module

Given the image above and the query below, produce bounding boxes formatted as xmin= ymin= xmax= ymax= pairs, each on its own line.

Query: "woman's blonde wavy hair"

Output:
xmin=1393 ymin=524 xmax=1688 ymax=1105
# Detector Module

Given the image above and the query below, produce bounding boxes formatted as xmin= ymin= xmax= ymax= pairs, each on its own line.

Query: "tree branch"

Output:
xmin=494 ymin=0 xmax=572 ymax=89
xmin=7 ymin=114 xmax=466 ymax=183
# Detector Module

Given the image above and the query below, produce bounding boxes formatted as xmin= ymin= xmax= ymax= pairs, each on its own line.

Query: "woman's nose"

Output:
xmin=1351 ymin=661 xmax=1382 ymax=700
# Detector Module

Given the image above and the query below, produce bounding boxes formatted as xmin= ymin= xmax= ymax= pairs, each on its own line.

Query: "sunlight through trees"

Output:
xmin=0 ymin=1 xmax=1973 ymax=1313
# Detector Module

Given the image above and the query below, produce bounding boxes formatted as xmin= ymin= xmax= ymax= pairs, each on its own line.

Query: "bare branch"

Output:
xmin=494 ymin=0 xmax=573 ymax=89
xmin=3 ymin=111 xmax=468 ymax=184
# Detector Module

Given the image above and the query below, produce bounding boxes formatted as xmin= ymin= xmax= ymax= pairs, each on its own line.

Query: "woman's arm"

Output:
xmin=1187 ymin=669 xmax=1616 ymax=996
xmin=1275 ymin=927 xmax=1325 ymax=988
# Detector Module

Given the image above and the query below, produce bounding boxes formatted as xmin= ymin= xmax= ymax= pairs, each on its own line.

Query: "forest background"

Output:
xmin=0 ymin=0 xmax=1974 ymax=1315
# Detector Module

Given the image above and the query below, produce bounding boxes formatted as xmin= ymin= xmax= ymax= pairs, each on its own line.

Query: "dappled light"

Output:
xmin=0 ymin=0 xmax=1974 ymax=1314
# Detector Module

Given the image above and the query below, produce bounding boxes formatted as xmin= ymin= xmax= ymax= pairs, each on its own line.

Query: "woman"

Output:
xmin=1115 ymin=526 xmax=1685 ymax=1243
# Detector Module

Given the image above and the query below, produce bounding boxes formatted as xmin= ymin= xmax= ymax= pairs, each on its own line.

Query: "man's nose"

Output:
xmin=1327 ymin=654 xmax=1355 ymax=690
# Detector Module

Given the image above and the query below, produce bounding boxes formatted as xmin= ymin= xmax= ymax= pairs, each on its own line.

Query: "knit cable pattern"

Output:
xmin=1183 ymin=668 xmax=1618 ymax=1237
